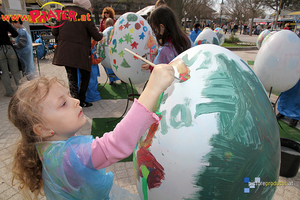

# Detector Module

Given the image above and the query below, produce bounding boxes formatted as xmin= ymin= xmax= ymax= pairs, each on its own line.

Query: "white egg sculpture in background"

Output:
xmin=214 ymin=27 xmax=225 ymax=45
xmin=256 ymin=29 xmax=270 ymax=49
xmin=194 ymin=28 xmax=219 ymax=45
xmin=254 ymin=30 xmax=300 ymax=93
xmin=98 ymin=26 xmax=113 ymax=68
xmin=133 ymin=44 xmax=280 ymax=200
xmin=108 ymin=12 xmax=157 ymax=84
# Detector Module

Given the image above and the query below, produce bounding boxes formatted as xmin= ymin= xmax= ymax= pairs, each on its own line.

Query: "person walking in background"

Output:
xmin=0 ymin=7 xmax=22 ymax=97
xmin=141 ymin=6 xmax=192 ymax=72
xmin=256 ymin=24 xmax=262 ymax=35
xmin=233 ymin=23 xmax=238 ymax=35
xmin=240 ymin=23 xmax=243 ymax=34
xmin=99 ymin=7 xmax=116 ymax=32
xmin=189 ymin=23 xmax=201 ymax=43
xmin=283 ymin=23 xmax=290 ymax=30
xmin=52 ymin=0 xmax=103 ymax=107
xmin=223 ymin=24 xmax=228 ymax=34
xmin=10 ymin=17 xmax=37 ymax=80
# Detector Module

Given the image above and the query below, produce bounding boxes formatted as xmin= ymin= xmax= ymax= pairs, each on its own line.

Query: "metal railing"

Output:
xmin=31 ymin=29 xmax=52 ymax=41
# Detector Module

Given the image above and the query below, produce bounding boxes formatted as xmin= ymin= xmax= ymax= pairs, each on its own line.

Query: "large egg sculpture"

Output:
xmin=133 ymin=44 xmax=280 ymax=200
xmin=194 ymin=28 xmax=219 ymax=45
xmin=98 ymin=26 xmax=113 ymax=68
xmin=109 ymin=12 xmax=157 ymax=84
xmin=256 ymin=29 xmax=270 ymax=49
xmin=214 ymin=27 xmax=225 ymax=45
xmin=254 ymin=30 xmax=300 ymax=93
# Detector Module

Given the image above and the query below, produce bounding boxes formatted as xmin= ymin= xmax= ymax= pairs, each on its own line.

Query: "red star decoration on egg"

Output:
xmin=131 ymin=41 xmax=138 ymax=49
xmin=124 ymin=22 xmax=130 ymax=29
xmin=119 ymin=25 xmax=123 ymax=31
xmin=134 ymin=55 xmax=138 ymax=60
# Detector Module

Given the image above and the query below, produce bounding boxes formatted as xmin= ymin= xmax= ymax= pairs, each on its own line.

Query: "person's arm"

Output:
xmin=6 ymin=22 xmax=18 ymax=38
xmin=88 ymin=20 xmax=103 ymax=41
xmin=91 ymin=64 xmax=174 ymax=169
xmin=13 ymin=34 xmax=27 ymax=49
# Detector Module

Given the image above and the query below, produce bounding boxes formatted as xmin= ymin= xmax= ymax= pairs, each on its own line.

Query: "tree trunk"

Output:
xmin=274 ymin=0 xmax=283 ymax=31
xmin=249 ymin=13 xmax=254 ymax=36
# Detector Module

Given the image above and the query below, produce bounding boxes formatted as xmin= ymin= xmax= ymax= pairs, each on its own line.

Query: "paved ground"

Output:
xmin=0 ymin=34 xmax=299 ymax=199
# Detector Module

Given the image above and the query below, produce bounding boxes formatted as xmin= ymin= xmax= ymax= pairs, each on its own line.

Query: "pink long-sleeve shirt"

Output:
xmin=91 ymin=99 xmax=159 ymax=169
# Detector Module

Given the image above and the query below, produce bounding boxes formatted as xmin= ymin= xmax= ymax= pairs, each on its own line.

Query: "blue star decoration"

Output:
xmin=139 ymin=32 xmax=145 ymax=40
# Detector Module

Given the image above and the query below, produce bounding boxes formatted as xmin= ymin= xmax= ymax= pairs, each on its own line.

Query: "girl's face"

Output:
xmin=40 ymin=82 xmax=86 ymax=140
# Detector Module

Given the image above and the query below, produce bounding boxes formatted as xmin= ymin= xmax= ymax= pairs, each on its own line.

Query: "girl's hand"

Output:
xmin=141 ymin=64 xmax=150 ymax=70
xmin=138 ymin=64 xmax=174 ymax=111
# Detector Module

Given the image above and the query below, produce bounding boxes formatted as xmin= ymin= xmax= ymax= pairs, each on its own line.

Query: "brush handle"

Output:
xmin=124 ymin=48 xmax=156 ymax=68
xmin=124 ymin=48 xmax=181 ymax=81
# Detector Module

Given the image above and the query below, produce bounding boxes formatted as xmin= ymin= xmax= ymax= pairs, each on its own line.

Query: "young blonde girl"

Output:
xmin=9 ymin=64 xmax=174 ymax=199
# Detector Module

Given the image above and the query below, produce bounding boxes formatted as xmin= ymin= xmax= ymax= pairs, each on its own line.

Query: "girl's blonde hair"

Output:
xmin=102 ymin=6 xmax=115 ymax=19
xmin=8 ymin=76 xmax=65 ymax=199
xmin=105 ymin=17 xmax=114 ymax=29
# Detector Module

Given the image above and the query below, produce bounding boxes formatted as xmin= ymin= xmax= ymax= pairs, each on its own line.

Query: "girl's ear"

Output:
xmin=159 ymin=24 xmax=165 ymax=35
xmin=33 ymin=124 xmax=52 ymax=137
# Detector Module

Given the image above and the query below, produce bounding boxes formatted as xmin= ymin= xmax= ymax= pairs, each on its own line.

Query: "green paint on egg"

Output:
xmin=127 ymin=13 xmax=138 ymax=22
xmin=213 ymin=37 xmax=220 ymax=45
xmin=120 ymin=58 xmax=131 ymax=68
xmin=113 ymin=64 xmax=118 ymax=71
xmin=141 ymin=165 xmax=149 ymax=178
xmin=182 ymin=50 xmax=202 ymax=67
xmin=196 ymin=51 xmax=213 ymax=70
xmin=189 ymin=52 xmax=280 ymax=200
xmin=170 ymin=98 xmax=192 ymax=129
xmin=160 ymin=110 xmax=169 ymax=135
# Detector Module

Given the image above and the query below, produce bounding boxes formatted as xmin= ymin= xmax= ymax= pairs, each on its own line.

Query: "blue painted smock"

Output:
xmin=36 ymin=135 xmax=139 ymax=200
xmin=78 ymin=47 xmax=101 ymax=102
xmin=153 ymin=42 xmax=178 ymax=65
xmin=278 ymin=79 xmax=300 ymax=120
xmin=153 ymin=41 xmax=194 ymax=65
xmin=15 ymin=27 xmax=37 ymax=80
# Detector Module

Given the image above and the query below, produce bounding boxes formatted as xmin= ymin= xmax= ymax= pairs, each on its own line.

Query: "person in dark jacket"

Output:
xmin=0 ymin=8 xmax=22 ymax=97
xmin=52 ymin=0 xmax=103 ymax=107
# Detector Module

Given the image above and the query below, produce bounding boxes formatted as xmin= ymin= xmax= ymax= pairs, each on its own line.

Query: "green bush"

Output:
xmin=225 ymin=33 xmax=241 ymax=43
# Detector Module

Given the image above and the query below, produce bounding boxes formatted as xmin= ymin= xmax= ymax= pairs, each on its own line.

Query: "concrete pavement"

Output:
xmin=0 ymin=35 xmax=299 ymax=199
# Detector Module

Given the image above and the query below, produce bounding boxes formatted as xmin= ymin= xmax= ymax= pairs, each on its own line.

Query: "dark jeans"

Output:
xmin=65 ymin=66 xmax=90 ymax=103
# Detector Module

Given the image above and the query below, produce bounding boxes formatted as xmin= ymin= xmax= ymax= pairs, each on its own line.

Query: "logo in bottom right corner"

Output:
xmin=244 ymin=177 xmax=294 ymax=193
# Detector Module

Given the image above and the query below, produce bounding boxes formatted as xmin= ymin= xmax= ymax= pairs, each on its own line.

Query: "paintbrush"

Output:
xmin=124 ymin=48 xmax=190 ymax=82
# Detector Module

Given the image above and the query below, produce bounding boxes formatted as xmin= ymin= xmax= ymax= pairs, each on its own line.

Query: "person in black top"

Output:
xmin=0 ymin=9 xmax=23 ymax=97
